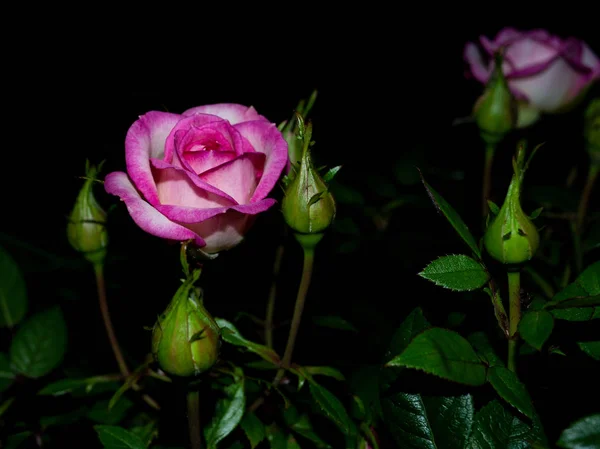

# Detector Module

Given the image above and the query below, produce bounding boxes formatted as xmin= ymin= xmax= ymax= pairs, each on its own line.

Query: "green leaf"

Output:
xmin=468 ymin=400 xmax=540 ymax=448
xmin=204 ymin=366 xmax=245 ymax=449
xmin=240 ymin=412 xmax=265 ymax=449
xmin=420 ymin=175 xmax=482 ymax=259
xmin=88 ymin=398 xmax=134 ymax=425
xmin=419 ymin=255 xmax=489 ymax=291
xmin=487 ymin=200 xmax=500 ymax=215
xmin=4 ymin=431 xmax=33 ymax=449
xmin=548 ymin=261 xmax=600 ymax=307
xmin=467 ymin=332 xmax=504 ymax=367
xmin=386 ymin=328 xmax=487 ymax=386
xmin=266 ymin=423 xmax=287 ymax=449
xmin=549 ymin=295 xmax=600 ymax=309
xmin=529 ymin=207 xmax=543 ymax=220
xmin=519 ymin=310 xmax=554 ymax=350
xmin=557 ymin=414 xmax=600 ymax=449
xmin=308 ymin=381 xmax=356 ymax=436
xmin=312 ymin=315 xmax=358 ymax=332
xmin=381 ymin=393 xmax=474 ymax=449
xmin=9 ymin=306 xmax=67 ymax=378
xmin=385 ymin=308 xmax=431 ymax=362
xmin=0 ymin=352 xmax=16 ymax=392
xmin=283 ymin=405 xmax=331 ymax=448
xmin=38 ymin=375 xmax=119 ymax=396
xmin=94 ymin=425 xmax=147 ymax=449
xmin=303 ymin=366 xmax=345 ymax=381
xmin=487 ymin=366 xmax=534 ymax=419
xmin=216 ymin=318 xmax=281 ymax=366
xmin=0 ymin=245 xmax=28 ymax=328
xmin=40 ymin=407 xmax=87 ymax=429
xmin=552 ymin=307 xmax=600 ymax=321
xmin=323 ymin=165 xmax=342 ymax=183
xmin=577 ymin=341 xmax=600 ymax=360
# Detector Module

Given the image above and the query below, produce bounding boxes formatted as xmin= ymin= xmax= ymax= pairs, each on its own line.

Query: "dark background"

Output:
xmin=2 ymin=13 xmax=599 ymax=448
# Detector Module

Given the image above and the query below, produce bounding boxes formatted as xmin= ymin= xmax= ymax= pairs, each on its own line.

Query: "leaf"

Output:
xmin=266 ymin=423 xmax=287 ymax=449
xmin=548 ymin=261 xmax=600 ymax=305
xmin=40 ymin=407 xmax=87 ymax=429
xmin=381 ymin=393 xmax=474 ymax=449
xmin=550 ymin=295 xmax=600 ymax=309
xmin=419 ymin=255 xmax=489 ymax=291
xmin=94 ymin=425 xmax=148 ymax=449
xmin=552 ymin=307 xmax=600 ymax=321
xmin=467 ymin=332 xmax=504 ymax=367
xmin=240 ymin=412 xmax=265 ymax=449
xmin=386 ymin=328 xmax=487 ymax=386
xmin=529 ymin=207 xmax=543 ymax=220
xmin=88 ymin=398 xmax=134 ymax=425
xmin=518 ymin=311 xmax=554 ymax=350
xmin=385 ymin=308 xmax=431 ymax=362
xmin=0 ymin=352 xmax=16 ymax=392
xmin=0 ymin=245 xmax=28 ymax=328
xmin=420 ymin=175 xmax=482 ymax=259
xmin=323 ymin=165 xmax=342 ymax=183
xmin=38 ymin=375 xmax=119 ymax=396
xmin=303 ymin=366 xmax=345 ymax=381
xmin=312 ymin=315 xmax=358 ymax=332
xmin=4 ymin=431 xmax=33 ymax=449
xmin=557 ymin=414 xmax=600 ymax=449
xmin=468 ymin=400 xmax=540 ymax=449
xmin=216 ymin=318 xmax=281 ymax=365
xmin=9 ymin=306 xmax=67 ymax=378
xmin=308 ymin=381 xmax=356 ymax=436
xmin=204 ymin=366 xmax=245 ymax=449
xmin=487 ymin=366 xmax=534 ymax=419
xmin=487 ymin=200 xmax=500 ymax=215
xmin=0 ymin=397 xmax=14 ymax=417
xmin=283 ymin=404 xmax=331 ymax=448
xmin=577 ymin=341 xmax=600 ymax=360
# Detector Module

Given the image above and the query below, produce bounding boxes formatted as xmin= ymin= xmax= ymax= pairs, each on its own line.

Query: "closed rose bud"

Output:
xmin=584 ymin=98 xmax=600 ymax=165
xmin=67 ymin=162 xmax=108 ymax=265
xmin=473 ymin=52 xmax=518 ymax=145
xmin=281 ymin=119 xmax=335 ymax=236
xmin=152 ymin=272 xmax=220 ymax=377
xmin=484 ymin=146 xmax=539 ymax=265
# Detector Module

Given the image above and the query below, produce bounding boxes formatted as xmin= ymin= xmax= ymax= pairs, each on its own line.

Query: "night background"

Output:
xmin=2 ymin=13 xmax=599 ymax=448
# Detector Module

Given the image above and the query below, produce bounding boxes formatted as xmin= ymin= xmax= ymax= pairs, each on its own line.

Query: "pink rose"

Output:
xmin=464 ymin=28 xmax=600 ymax=116
xmin=105 ymin=103 xmax=288 ymax=254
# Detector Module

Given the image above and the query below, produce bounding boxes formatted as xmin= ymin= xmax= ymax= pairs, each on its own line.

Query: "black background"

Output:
xmin=2 ymin=11 xmax=600 ymax=448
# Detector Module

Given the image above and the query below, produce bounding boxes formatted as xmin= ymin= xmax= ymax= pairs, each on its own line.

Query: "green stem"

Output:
xmin=482 ymin=143 xmax=497 ymax=219
xmin=265 ymin=242 xmax=286 ymax=348
xmin=576 ymin=164 xmax=599 ymax=234
xmin=94 ymin=263 xmax=130 ymax=378
xmin=273 ymin=245 xmax=315 ymax=386
xmin=507 ymin=270 xmax=521 ymax=373
xmin=187 ymin=389 xmax=203 ymax=449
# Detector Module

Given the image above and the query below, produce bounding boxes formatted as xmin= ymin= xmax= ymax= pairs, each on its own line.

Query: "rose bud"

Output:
xmin=484 ymin=145 xmax=540 ymax=265
xmin=67 ymin=161 xmax=108 ymax=266
xmin=473 ymin=51 xmax=518 ymax=145
xmin=152 ymin=272 xmax=221 ymax=377
xmin=281 ymin=118 xmax=335 ymax=240
xmin=584 ymin=98 xmax=600 ymax=165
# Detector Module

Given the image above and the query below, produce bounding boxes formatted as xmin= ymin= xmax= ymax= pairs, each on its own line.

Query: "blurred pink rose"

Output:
xmin=464 ymin=28 xmax=600 ymax=115
xmin=105 ymin=104 xmax=288 ymax=254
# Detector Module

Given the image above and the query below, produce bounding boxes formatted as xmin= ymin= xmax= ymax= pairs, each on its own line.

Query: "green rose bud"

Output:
xmin=474 ymin=51 xmax=518 ymax=145
xmin=484 ymin=144 xmax=539 ymax=265
xmin=280 ymin=90 xmax=318 ymax=170
xmin=152 ymin=270 xmax=221 ymax=377
xmin=281 ymin=117 xmax=336 ymax=238
xmin=67 ymin=161 xmax=108 ymax=265
xmin=584 ymin=98 xmax=600 ymax=165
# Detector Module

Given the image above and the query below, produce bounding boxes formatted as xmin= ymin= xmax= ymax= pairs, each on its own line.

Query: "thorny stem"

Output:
xmin=507 ymin=270 xmax=522 ymax=373
xmin=94 ymin=263 xmax=160 ymax=410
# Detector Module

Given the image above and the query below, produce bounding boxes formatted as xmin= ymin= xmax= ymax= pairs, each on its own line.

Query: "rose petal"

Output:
xmin=150 ymin=158 xmax=236 ymax=203
xmin=581 ymin=42 xmax=600 ymax=77
xmin=126 ymin=111 xmax=181 ymax=205
xmin=104 ymin=171 xmax=205 ymax=245
xmin=198 ymin=153 xmax=265 ymax=204
xmin=234 ymin=121 xmax=288 ymax=202
xmin=152 ymin=160 xmax=236 ymax=209
xmin=182 ymin=103 xmax=270 ymax=125
xmin=464 ymin=42 xmax=491 ymax=83
xmin=163 ymin=114 xmax=227 ymax=163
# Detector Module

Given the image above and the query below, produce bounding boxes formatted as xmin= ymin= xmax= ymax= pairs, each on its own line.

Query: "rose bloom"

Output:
xmin=464 ymin=27 xmax=600 ymax=124
xmin=105 ymin=104 xmax=288 ymax=254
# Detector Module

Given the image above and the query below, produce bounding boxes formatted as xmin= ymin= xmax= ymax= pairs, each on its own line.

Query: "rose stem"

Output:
xmin=265 ymin=241 xmax=286 ymax=348
xmin=273 ymin=244 xmax=315 ymax=386
xmin=187 ymin=389 xmax=203 ymax=449
xmin=576 ymin=164 xmax=598 ymax=234
xmin=482 ymin=143 xmax=496 ymax=221
xmin=507 ymin=270 xmax=522 ymax=373
xmin=94 ymin=263 xmax=160 ymax=410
